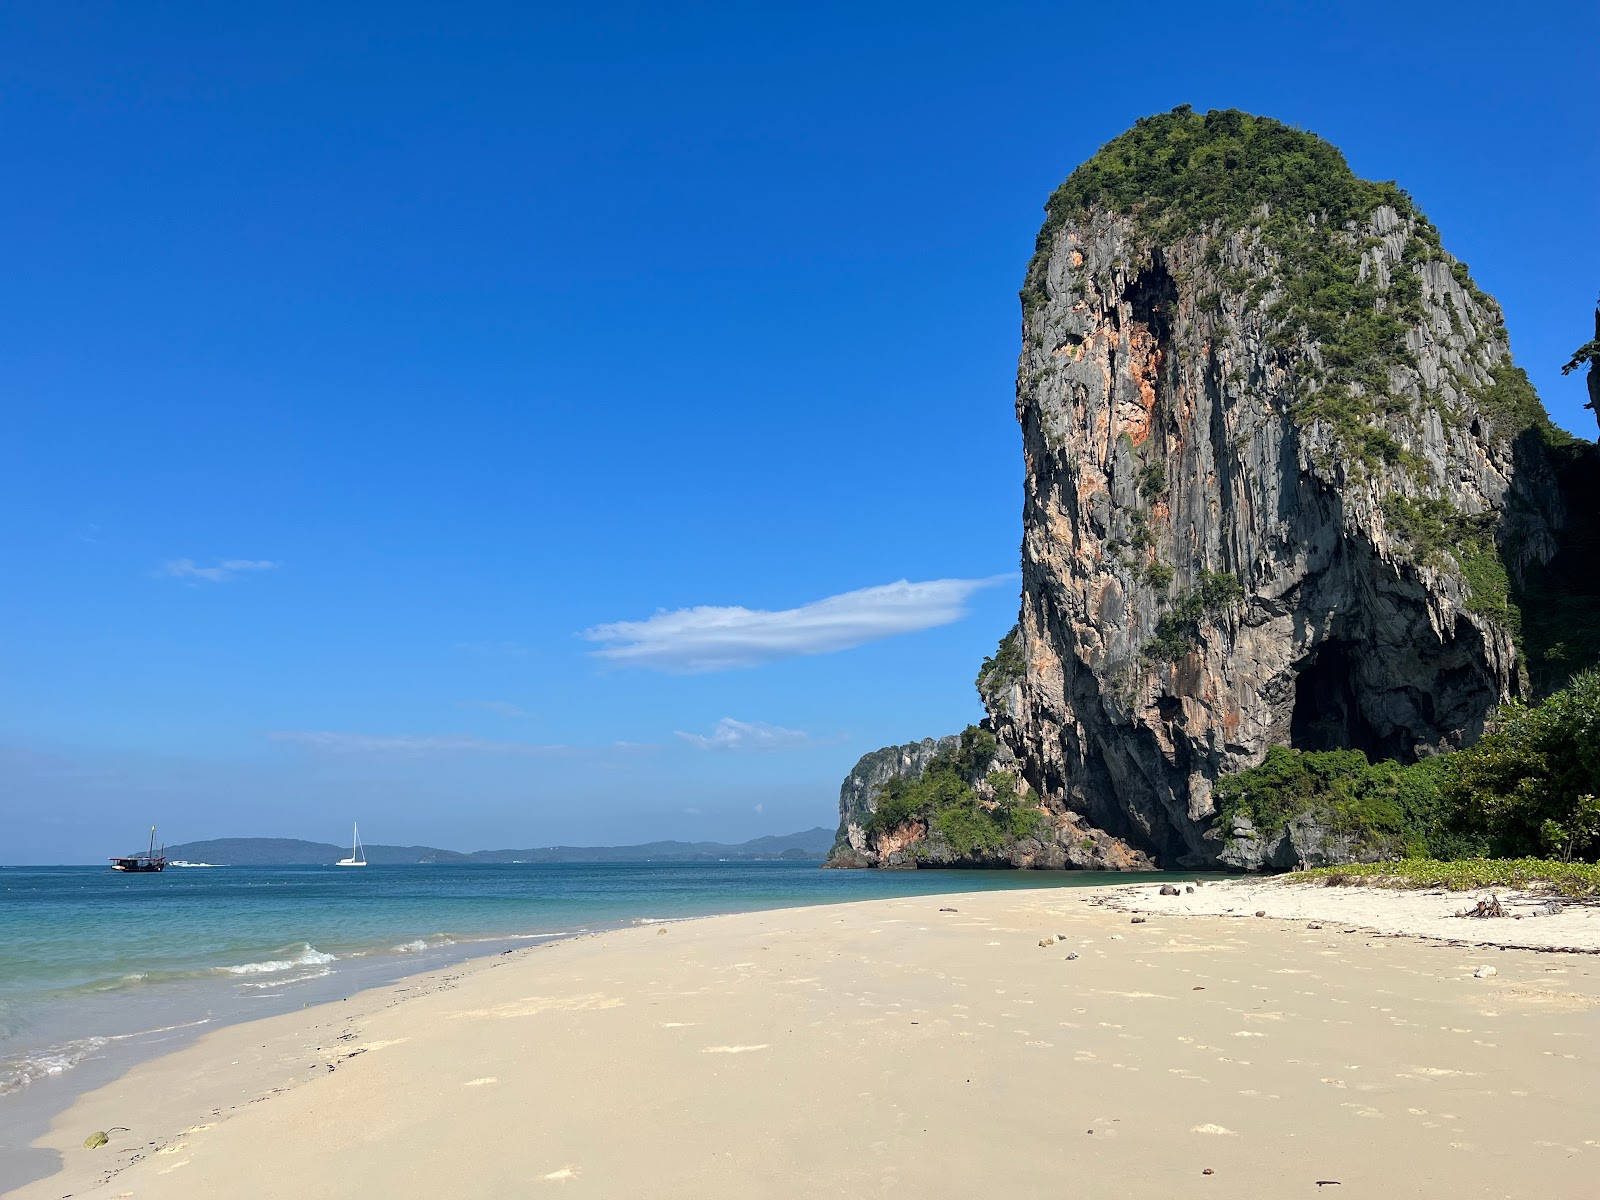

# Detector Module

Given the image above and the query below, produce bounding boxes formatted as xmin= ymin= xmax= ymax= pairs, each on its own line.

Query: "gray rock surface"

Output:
xmin=993 ymin=194 xmax=1562 ymax=870
xmin=823 ymin=733 xmax=1150 ymax=871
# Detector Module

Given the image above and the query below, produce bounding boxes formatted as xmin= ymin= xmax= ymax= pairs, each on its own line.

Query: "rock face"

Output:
xmin=824 ymin=729 xmax=1151 ymax=870
xmin=826 ymin=737 xmax=957 ymax=868
xmin=993 ymin=107 xmax=1567 ymax=869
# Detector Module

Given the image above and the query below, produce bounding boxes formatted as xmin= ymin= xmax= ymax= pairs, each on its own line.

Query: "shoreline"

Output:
xmin=15 ymin=880 xmax=1600 ymax=1199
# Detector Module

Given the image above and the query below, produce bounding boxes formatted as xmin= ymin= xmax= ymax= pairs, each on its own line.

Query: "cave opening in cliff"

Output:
xmin=1123 ymin=255 xmax=1177 ymax=347
xmin=1289 ymin=638 xmax=1396 ymax=761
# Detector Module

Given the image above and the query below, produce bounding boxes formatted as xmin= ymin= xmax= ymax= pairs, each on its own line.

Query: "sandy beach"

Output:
xmin=15 ymin=881 xmax=1600 ymax=1199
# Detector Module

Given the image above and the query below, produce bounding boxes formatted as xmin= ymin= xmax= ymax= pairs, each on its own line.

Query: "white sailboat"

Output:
xmin=337 ymin=822 xmax=367 ymax=867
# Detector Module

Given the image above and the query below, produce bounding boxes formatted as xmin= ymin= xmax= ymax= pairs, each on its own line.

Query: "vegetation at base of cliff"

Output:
xmin=1144 ymin=571 xmax=1243 ymax=661
xmin=1214 ymin=746 xmax=1474 ymax=859
xmin=975 ymin=626 xmax=1024 ymax=712
xmin=863 ymin=725 xmax=1042 ymax=857
xmin=1215 ymin=670 xmax=1600 ymax=863
xmin=1298 ymin=859 xmax=1600 ymax=898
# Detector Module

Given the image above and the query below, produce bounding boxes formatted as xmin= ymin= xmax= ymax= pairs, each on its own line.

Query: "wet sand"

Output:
xmin=16 ymin=883 xmax=1600 ymax=1198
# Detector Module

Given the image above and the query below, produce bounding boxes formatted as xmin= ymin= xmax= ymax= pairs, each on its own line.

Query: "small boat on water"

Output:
xmin=337 ymin=822 xmax=367 ymax=867
xmin=110 ymin=826 xmax=167 ymax=873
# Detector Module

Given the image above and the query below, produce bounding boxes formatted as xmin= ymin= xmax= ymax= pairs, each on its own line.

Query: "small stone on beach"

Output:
xmin=1039 ymin=937 xmax=1055 ymax=947
xmin=1130 ymin=917 xmax=1147 ymax=924
xmin=1255 ymin=910 xmax=1267 ymax=918
xmin=1065 ymin=952 xmax=1079 ymax=960
xmin=1160 ymin=884 xmax=1181 ymax=896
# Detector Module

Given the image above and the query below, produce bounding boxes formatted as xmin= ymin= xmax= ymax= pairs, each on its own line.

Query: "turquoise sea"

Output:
xmin=0 ymin=860 xmax=1166 ymax=1184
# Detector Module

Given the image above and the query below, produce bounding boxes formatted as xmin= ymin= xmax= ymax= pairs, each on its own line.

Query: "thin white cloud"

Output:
xmin=583 ymin=575 xmax=1011 ymax=672
xmin=675 ymin=718 xmax=811 ymax=752
xmin=458 ymin=700 xmax=535 ymax=719
xmin=269 ymin=731 xmax=567 ymax=756
xmin=160 ymin=558 xmax=280 ymax=584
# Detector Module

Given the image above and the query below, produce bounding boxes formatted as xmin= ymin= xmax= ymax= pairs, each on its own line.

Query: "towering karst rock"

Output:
xmin=828 ymin=106 xmax=1590 ymax=872
xmin=993 ymin=106 xmax=1568 ymax=868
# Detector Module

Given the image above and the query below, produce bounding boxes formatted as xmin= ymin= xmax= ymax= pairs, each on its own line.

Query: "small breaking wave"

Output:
xmin=216 ymin=944 xmax=337 ymax=977
xmin=0 ymin=1019 xmax=211 ymax=1097
xmin=0 ymin=1037 xmax=108 ymax=1096
xmin=236 ymin=965 xmax=335 ymax=990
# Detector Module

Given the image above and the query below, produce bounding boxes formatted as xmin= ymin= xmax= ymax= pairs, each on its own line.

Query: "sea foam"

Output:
xmin=217 ymin=944 xmax=337 ymax=976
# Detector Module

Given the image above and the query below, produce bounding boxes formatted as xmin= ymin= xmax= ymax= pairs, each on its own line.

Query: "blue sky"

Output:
xmin=3 ymin=1 xmax=1595 ymax=862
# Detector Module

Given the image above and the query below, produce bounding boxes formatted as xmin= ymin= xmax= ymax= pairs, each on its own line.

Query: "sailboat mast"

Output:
xmin=148 ymin=825 xmax=156 ymax=858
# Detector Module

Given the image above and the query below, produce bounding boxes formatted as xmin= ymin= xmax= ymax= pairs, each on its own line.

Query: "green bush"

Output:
xmin=1146 ymin=570 xmax=1243 ymax=660
xmin=1211 ymin=670 xmax=1600 ymax=863
xmin=975 ymin=626 xmax=1025 ymax=710
xmin=1445 ymin=670 xmax=1600 ymax=859
xmin=862 ymin=725 xmax=1044 ymax=857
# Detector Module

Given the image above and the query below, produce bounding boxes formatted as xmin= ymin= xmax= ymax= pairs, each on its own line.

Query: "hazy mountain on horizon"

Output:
xmin=147 ymin=827 xmax=836 ymax=866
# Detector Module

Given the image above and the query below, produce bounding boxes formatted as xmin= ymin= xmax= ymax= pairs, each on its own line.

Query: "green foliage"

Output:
xmin=1137 ymin=463 xmax=1167 ymax=497
xmin=1212 ymin=746 xmax=1472 ymax=858
xmin=1021 ymin=106 xmax=1556 ymax=470
xmin=975 ymin=626 xmax=1024 ymax=710
xmin=1212 ymin=671 xmax=1600 ymax=864
xmin=1143 ymin=561 xmax=1175 ymax=591
xmin=1145 ymin=571 xmax=1243 ymax=661
xmin=1444 ymin=670 xmax=1600 ymax=860
xmin=862 ymin=725 xmax=1042 ymax=857
xmin=1299 ymin=857 xmax=1600 ymax=897
xmin=1470 ymin=359 xmax=1549 ymax=440
xmin=1380 ymin=494 xmax=1520 ymax=633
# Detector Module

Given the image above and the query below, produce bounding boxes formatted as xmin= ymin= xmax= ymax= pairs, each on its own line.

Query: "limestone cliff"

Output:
xmin=994 ymin=107 xmax=1571 ymax=869
xmin=824 ymin=726 xmax=1149 ymax=870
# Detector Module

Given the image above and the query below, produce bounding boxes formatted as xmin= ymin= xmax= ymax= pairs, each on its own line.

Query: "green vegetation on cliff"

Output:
xmin=1025 ymin=105 xmax=1561 ymax=459
xmin=1215 ymin=670 xmax=1600 ymax=863
xmin=863 ymin=726 xmax=1041 ymax=857
xmin=974 ymin=625 xmax=1024 ymax=711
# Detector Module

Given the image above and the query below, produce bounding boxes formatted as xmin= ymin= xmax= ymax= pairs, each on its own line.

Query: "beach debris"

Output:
xmin=1307 ymin=923 xmax=1323 ymax=930
xmin=1130 ymin=917 xmax=1147 ymax=924
xmin=1065 ymin=952 xmax=1079 ymax=960
xmin=1057 ymin=932 xmax=1069 ymax=940
xmin=940 ymin=907 xmax=958 ymax=912
xmin=1254 ymin=910 xmax=1267 ymax=917
xmin=1039 ymin=936 xmax=1056 ymax=947
xmin=1315 ymin=1182 xmax=1342 ymax=1188
xmin=1109 ymin=934 xmax=1123 ymax=940
xmin=1160 ymin=884 xmax=1181 ymax=896
xmin=1202 ymin=1168 xmax=1215 ymax=1175
xmin=1193 ymin=986 xmax=1205 ymax=991
xmin=83 ymin=1131 xmax=110 ymax=1149
xmin=1474 ymin=965 xmax=1498 ymax=979
xmin=1458 ymin=896 xmax=1507 ymax=919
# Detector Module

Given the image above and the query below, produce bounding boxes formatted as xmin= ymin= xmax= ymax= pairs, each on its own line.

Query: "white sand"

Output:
xmin=16 ymin=883 xmax=1600 ymax=1199
xmin=1111 ymin=879 xmax=1600 ymax=952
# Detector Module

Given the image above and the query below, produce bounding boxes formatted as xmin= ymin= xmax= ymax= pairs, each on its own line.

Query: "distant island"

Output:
xmin=157 ymin=827 xmax=835 ymax=866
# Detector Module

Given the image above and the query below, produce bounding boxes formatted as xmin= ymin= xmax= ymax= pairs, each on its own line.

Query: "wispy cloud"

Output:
xmin=457 ymin=700 xmax=535 ymax=719
xmin=160 ymin=558 xmax=280 ymax=584
xmin=269 ymin=731 xmax=567 ymax=756
xmin=674 ymin=718 xmax=812 ymax=752
xmin=582 ymin=575 xmax=1012 ymax=672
